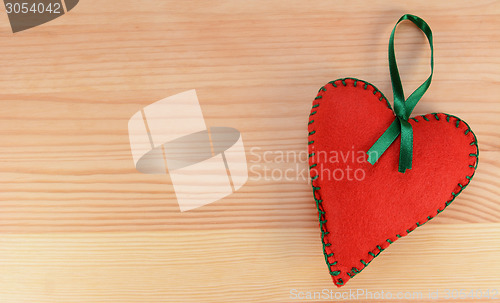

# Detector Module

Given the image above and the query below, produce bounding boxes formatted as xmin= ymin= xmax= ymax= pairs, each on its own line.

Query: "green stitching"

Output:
xmin=347 ymin=267 xmax=362 ymax=277
xmin=306 ymin=77 xmax=391 ymax=284
xmin=338 ymin=78 xmax=393 ymax=109
xmin=309 ymin=79 xmax=343 ymax=284
xmin=315 ymin=95 xmax=322 ymax=100
xmin=308 ymin=77 xmax=479 ymax=285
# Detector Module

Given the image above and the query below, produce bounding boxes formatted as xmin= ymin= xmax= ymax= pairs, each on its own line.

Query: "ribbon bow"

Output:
xmin=367 ymin=14 xmax=434 ymax=173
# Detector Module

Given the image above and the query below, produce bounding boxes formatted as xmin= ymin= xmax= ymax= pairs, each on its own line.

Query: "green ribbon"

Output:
xmin=367 ymin=14 xmax=434 ymax=173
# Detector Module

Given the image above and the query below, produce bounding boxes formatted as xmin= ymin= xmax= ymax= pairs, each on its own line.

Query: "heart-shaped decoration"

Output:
xmin=307 ymin=77 xmax=478 ymax=287
xmin=307 ymin=14 xmax=479 ymax=287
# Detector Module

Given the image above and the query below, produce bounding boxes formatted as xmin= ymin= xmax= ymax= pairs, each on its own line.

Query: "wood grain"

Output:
xmin=0 ymin=0 xmax=499 ymax=302
xmin=0 ymin=225 xmax=499 ymax=302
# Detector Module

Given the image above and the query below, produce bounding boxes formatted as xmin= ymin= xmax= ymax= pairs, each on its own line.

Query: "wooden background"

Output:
xmin=0 ymin=0 xmax=499 ymax=302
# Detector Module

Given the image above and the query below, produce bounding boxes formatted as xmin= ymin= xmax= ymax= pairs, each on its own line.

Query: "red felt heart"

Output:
xmin=308 ymin=77 xmax=478 ymax=287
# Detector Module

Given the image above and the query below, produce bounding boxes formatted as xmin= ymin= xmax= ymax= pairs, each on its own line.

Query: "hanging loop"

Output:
xmin=367 ymin=14 xmax=434 ymax=173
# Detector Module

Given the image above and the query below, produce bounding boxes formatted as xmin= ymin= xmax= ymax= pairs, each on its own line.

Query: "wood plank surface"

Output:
xmin=0 ymin=0 xmax=499 ymax=302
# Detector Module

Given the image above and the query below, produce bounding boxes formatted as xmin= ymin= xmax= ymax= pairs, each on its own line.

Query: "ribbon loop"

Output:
xmin=367 ymin=14 xmax=434 ymax=173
